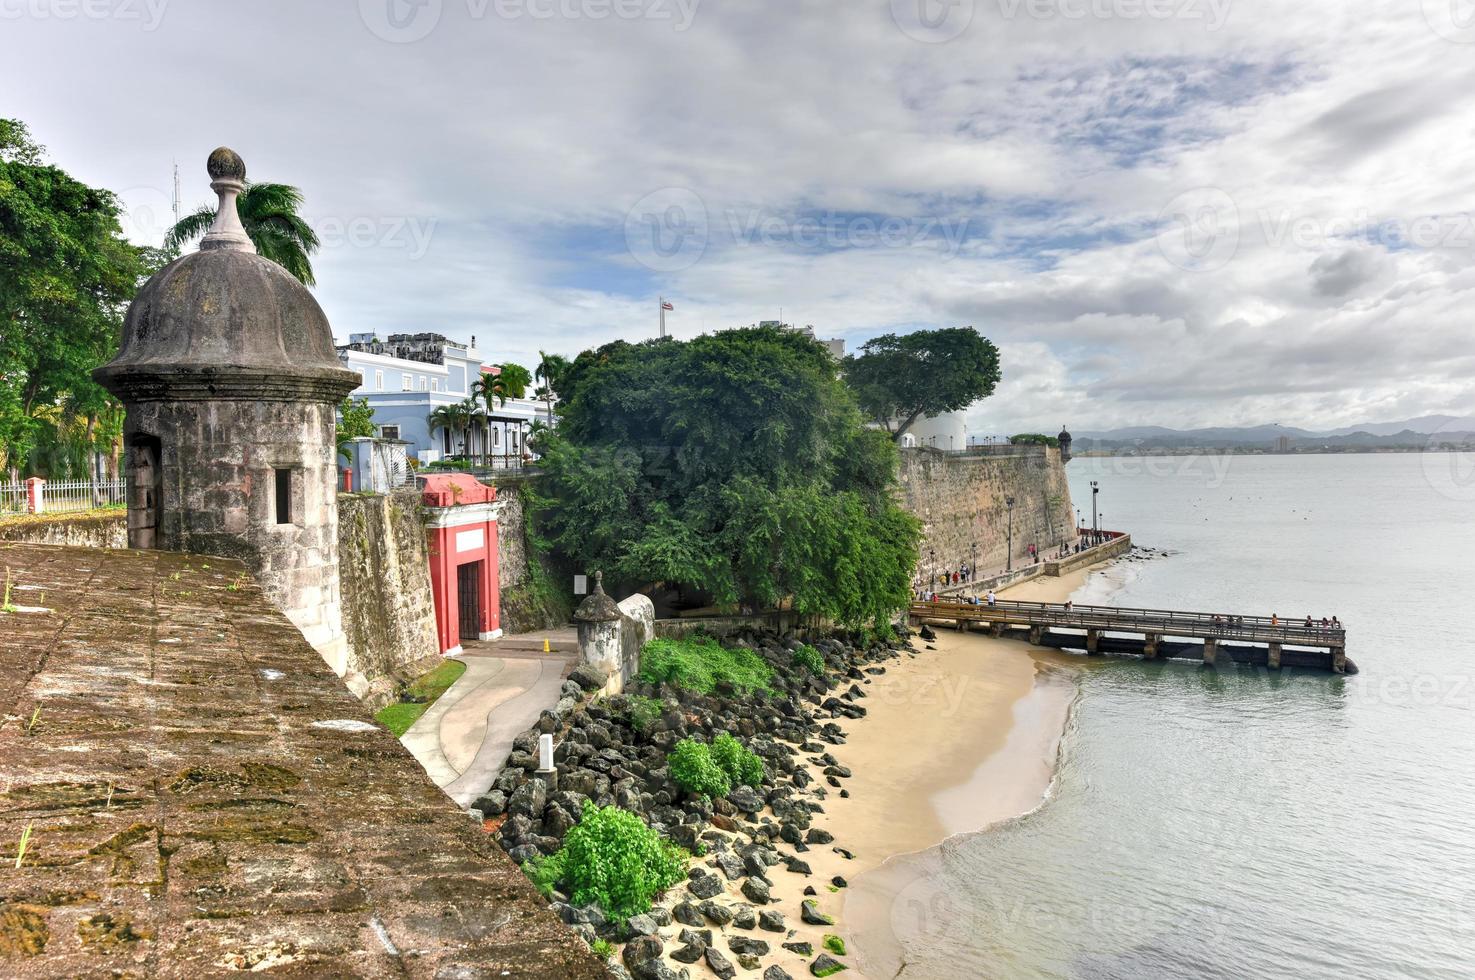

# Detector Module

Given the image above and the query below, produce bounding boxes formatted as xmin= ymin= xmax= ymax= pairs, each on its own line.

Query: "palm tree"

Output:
xmin=473 ymin=367 xmax=530 ymax=466
xmin=164 ymin=182 xmax=320 ymax=285
xmin=456 ymin=397 xmax=481 ymax=463
xmin=427 ymin=403 xmax=466 ymax=458
xmin=534 ymin=350 xmax=570 ymax=425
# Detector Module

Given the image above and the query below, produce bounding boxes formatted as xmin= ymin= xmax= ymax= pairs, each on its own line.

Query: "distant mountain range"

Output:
xmin=1074 ymin=415 xmax=1475 ymax=450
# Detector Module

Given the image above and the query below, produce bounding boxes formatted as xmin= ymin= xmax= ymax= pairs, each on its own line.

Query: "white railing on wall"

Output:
xmin=0 ymin=478 xmax=125 ymax=516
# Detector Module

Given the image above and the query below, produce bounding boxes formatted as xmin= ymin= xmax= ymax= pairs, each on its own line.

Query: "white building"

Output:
xmin=336 ymin=333 xmax=544 ymax=464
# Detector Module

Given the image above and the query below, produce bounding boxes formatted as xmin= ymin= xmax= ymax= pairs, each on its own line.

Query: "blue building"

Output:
xmin=336 ymin=333 xmax=544 ymax=464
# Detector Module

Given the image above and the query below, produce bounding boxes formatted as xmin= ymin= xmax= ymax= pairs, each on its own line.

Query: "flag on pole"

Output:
xmin=661 ymin=300 xmax=674 ymax=311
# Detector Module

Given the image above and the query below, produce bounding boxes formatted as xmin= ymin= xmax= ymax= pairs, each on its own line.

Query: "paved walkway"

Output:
xmin=401 ymin=633 xmax=577 ymax=808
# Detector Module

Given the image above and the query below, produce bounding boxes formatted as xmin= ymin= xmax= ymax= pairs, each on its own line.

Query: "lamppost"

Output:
xmin=1090 ymin=481 xmax=1100 ymax=539
xmin=971 ymin=540 xmax=978 ymax=582
xmin=1005 ymin=496 xmax=1016 ymax=572
xmin=929 ymin=548 xmax=935 ymax=589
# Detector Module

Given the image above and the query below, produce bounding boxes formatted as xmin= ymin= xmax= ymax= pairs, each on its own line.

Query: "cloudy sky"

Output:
xmin=6 ymin=0 xmax=1474 ymax=434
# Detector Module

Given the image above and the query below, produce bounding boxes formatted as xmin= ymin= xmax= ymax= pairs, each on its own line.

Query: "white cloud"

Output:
xmin=5 ymin=0 xmax=1472 ymax=432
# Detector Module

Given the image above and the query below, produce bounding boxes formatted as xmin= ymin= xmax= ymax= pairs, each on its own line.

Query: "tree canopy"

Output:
xmin=0 ymin=119 xmax=153 ymax=479
xmin=536 ymin=326 xmax=920 ymax=627
xmin=844 ymin=326 xmax=1001 ymax=442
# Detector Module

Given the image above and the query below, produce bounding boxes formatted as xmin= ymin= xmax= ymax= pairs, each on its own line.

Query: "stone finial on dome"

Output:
xmin=574 ymin=570 xmax=621 ymax=623
xmin=199 ymin=146 xmax=256 ymax=254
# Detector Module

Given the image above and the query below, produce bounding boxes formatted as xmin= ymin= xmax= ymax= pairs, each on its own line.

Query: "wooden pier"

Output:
xmin=909 ymin=598 xmax=1354 ymax=673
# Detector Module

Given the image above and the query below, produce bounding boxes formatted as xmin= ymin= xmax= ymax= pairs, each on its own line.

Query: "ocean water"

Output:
xmin=865 ymin=453 xmax=1475 ymax=979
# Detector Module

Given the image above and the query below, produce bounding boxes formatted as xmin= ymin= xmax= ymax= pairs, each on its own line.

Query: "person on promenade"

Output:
xmin=1063 ymin=600 xmax=1073 ymax=615
xmin=986 ymin=590 xmax=997 ymax=607
xmin=1332 ymin=616 xmax=1341 ymax=630
xmin=1270 ymin=613 xmax=1279 ymax=627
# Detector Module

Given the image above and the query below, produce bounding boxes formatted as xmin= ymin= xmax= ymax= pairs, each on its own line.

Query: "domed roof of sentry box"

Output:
xmin=94 ymin=148 xmax=360 ymax=403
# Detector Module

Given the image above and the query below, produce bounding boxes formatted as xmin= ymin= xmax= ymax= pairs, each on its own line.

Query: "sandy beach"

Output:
xmin=767 ymin=566 xmax=1102 ymax=979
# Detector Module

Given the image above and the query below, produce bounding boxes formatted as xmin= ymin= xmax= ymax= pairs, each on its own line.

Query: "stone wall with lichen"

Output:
xmin=898 ymin=446 xmax=1077 ymax=585
xmin=0 ymin=512 xmax=126 ymax=548
xmin=336 ymin=491 xmax=440 ymax=708
xmin=0 ymin=540 xmax=606 ymax=978
xmin=494 ymin=479 xmax=572 ymax=634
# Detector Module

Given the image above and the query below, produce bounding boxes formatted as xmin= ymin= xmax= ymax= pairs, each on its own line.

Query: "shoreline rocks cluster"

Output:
xmin=474 ymin=626 xmax=916 ymax=978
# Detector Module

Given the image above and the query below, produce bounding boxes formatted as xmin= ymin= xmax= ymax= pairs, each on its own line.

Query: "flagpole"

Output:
xmin=659 ymin=295 xmax=666 ymax=339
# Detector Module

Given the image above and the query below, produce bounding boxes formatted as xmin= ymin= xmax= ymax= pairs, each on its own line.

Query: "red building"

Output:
xmin=421 ymin=473 xmax=502 ymax=655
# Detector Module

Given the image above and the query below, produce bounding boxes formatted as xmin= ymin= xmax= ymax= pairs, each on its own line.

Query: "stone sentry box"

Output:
xmin=94 ymin=148 xmax=361 ymax=671
xmin=573 ymin=572 xmax=654 ymax=693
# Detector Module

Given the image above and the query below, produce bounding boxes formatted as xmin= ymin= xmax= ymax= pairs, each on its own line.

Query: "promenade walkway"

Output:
xmin=401 ymin=628 xmax=577 ymax=808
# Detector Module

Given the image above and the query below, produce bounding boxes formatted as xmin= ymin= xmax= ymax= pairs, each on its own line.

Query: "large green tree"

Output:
xmin=537 ymin=326 xmax=920 ymax=627
xmin=164 ymin=180 xmax=320 ymax=285
xmin=0 ymin=119 xmax=151 ymax=481
xmin=844 ymin=326 xmax=1001 ymax=443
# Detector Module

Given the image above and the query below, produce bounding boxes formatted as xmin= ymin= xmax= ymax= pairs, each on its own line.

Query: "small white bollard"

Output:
xmin=536 ymin=732 xmax=558 ymax=792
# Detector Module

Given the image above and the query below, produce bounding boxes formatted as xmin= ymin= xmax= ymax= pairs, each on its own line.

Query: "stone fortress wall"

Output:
xmin=1 ymin=479 xmax=561 ymax=706
xmin=336 ymin=490 xmax=441 ymax=708
xmin=492 ymin=479 xmax=572 ymax=634
xmin=898 ymin=446 xmax=1078 ymax=584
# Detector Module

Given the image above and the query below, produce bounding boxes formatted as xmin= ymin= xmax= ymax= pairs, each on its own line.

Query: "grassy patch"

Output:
xmin=374 ymin=659 xmax=467 ymax=737
xmin=638 ymin=636 xmax=774 ymax=694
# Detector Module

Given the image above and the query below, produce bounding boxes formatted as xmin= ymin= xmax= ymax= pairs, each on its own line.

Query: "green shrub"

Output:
xmin=624 ymin=694 xmax=663 ymax=733
xmin=639 ymin=636 xmax=774 ymax=694
xmin=591 ymin=938 xmax=615 ymax=960
xmin=668 ymin=738 xmax=732 ymax=798
xmin=710 ymin=732 xmax=765 ymax=788
xmin=792 ymin=643 xmax=825 ymax=676
xmin=523 ymin=803 xmax=686 ymax=920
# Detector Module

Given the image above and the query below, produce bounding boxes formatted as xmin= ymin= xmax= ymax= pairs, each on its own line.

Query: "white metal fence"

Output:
xmin=0 ymin=478 xmax=125 ymax=516
xmin=0 ymin=483 xmax=26 ymax=516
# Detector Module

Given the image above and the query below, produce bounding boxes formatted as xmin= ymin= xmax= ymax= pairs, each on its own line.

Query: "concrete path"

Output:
xmin=401 ymin=642 xmax=576 ymax=809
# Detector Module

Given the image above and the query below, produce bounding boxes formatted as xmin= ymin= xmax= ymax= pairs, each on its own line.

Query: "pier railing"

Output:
xmin=915 ymin=597 xmax=1346 ymax=647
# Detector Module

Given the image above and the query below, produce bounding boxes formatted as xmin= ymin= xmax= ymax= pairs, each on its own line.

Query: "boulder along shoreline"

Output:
xmin=475 ymin=562 xmax=1112 ymax=980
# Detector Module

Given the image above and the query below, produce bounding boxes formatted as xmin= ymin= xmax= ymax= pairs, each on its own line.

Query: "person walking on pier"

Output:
xmin=986 ymin=590 xmax=997 ymax=607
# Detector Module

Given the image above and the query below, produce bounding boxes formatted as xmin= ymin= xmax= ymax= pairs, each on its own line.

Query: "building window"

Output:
xmin=420 ymin=376 xmax=429 ymax=392
xmin=432 ymin=378 xmax=440 ymax=392
xmin=381 ymin=425 xmax=400 ymax=440
xmin=401 ymin=374 xmax=412 ymax=392
xmin=492 ymin=428 xmax=499 ymax=447
xmin=274 ymin=468 xmax=292 ymax=525
xmin=374 ymin=370 xmax=384 ymax=391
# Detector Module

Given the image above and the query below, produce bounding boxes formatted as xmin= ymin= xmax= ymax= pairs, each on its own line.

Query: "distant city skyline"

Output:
xmin=10 ymin=1 xmax=1473 ymax=434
